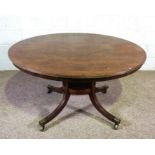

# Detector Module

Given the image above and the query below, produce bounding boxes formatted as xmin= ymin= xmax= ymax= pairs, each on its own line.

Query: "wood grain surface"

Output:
xmin=9 ymin=33 xmax=146 ymax=81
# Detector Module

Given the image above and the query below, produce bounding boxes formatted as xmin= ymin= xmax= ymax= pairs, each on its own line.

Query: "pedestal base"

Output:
xmin=39 ymin=81 xmax=121 ymax=131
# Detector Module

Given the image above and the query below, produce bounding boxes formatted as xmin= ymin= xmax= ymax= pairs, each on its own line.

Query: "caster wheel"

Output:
xmin=114 ymin=124 xmax=119 ymax=130
xmin=40 ymin=125 xmax=45 ymax=132
xmin=114 ymin=118 xmax=121 ymax=124
xmin=39 ymin=122 xmax=45 ymax=132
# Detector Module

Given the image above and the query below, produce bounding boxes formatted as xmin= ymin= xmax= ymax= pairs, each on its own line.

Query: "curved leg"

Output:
xmin=39 ymin=83 xmax=70 ymax=131
xmin=89 ymin=83 xmax=121 ymax=129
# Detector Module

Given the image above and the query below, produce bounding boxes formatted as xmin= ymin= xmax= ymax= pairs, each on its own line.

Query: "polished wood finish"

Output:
xmin=8 ymin=33 xmax=146 ymax=131
xmin=89 ymin=82 xmax=120 ymax=129
xmin=39 ymin=82 xmax=70 ymax=131
xmin=9 ymin=33 xmax=146 ymax=81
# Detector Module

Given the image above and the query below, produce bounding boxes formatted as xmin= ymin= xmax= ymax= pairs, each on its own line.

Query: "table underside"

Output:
xmin=39 ymin=80 xmax=121 ymax=131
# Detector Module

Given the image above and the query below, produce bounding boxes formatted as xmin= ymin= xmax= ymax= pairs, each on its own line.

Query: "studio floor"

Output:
xmin=0 ymin=70 xmax=155 ymax=138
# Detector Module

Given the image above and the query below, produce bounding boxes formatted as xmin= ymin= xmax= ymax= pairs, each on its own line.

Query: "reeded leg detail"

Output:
xmin=89 ymin=82 xmax=121 ymax=129
xmin=39 ymin=83 xmax=70 ymax=131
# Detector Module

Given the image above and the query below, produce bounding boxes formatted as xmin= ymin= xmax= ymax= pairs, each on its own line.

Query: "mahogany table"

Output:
xmin=8 ymin=33 xmax=146 ymax=131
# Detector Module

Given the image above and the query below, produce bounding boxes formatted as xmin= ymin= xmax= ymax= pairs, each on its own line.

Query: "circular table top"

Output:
xmin=9 ymin=33 xmax=146 ymax=81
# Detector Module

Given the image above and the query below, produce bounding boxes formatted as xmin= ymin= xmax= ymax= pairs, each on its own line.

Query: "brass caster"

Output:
xmin=114 ymin=117 xmax=121 ymax=124
xmin=113 ymin=117 xmax=121 ymax=130
xmin=113 ymin=124 xmax=119 ymax=130
xmin=39 ymin=122 xmax=45 ymax=132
